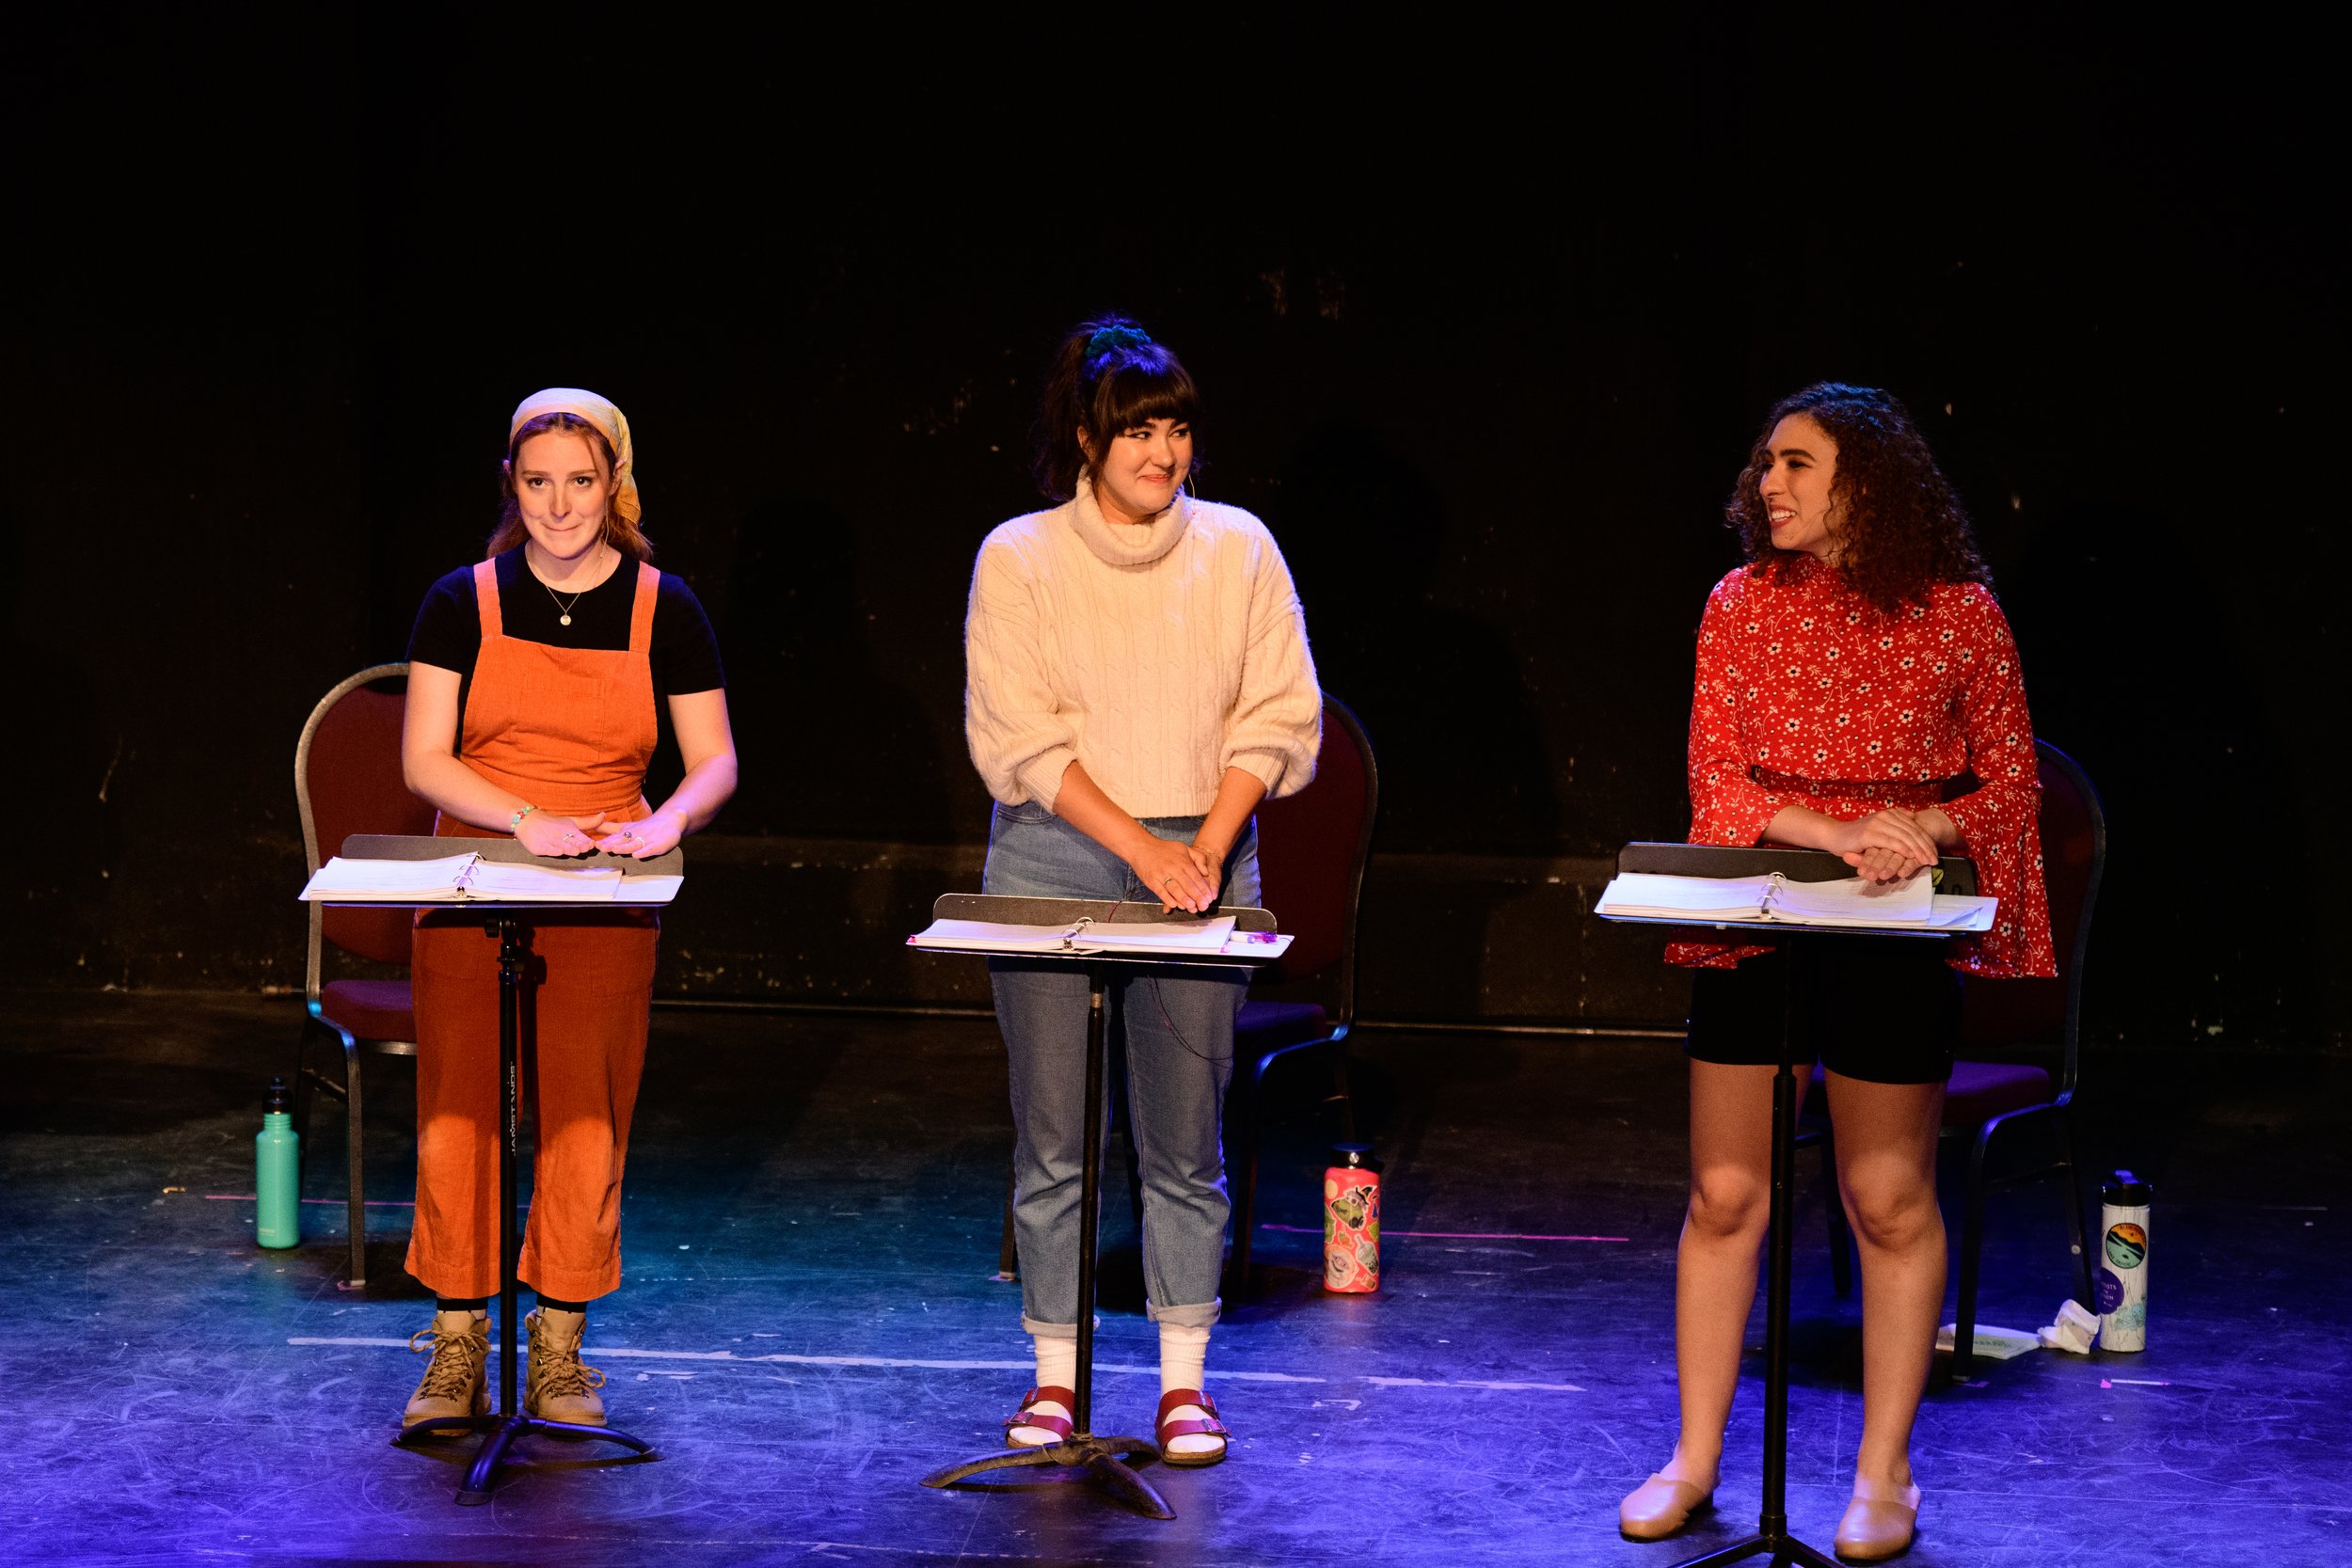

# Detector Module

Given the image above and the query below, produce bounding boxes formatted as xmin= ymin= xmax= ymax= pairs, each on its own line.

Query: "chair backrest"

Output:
xmin=1959 ymin=739 xmax=2106 ymax=1092
xmin=1250 ymin=695 xmax=1379 ymax=1025
xmin=297 ymin=664 xmax=435 ymax=992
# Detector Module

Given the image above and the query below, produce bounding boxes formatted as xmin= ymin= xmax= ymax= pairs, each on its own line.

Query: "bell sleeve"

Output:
xmin=1934 ymin=589 xmax=2057 ymax=976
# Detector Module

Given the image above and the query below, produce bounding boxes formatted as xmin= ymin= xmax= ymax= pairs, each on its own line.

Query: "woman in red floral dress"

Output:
xmin=1619 ymin=385 xmax=2056 ymax=1562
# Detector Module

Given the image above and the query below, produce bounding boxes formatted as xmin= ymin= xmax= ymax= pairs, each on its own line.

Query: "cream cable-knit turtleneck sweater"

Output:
xmin=964 ymin=474 xmax=1322 ymax=816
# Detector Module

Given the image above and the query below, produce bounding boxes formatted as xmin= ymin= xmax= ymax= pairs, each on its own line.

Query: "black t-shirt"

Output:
xmin=406 ymin=549 xmax=726 ymax=701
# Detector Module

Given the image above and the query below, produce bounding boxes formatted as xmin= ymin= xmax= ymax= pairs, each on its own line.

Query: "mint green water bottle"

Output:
xmin=256 ymin=1076 xmax=300 ymax=1249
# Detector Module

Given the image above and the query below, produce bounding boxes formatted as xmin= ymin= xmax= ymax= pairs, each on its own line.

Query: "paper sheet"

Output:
xmin=612 ymin=874 xmax=684 ymax=906
xmin=1927 ymin=895 xmax=1998 ymax=931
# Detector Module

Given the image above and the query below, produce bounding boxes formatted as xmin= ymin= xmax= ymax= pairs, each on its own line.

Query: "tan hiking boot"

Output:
xmin=403 ymin=1309 xmax=489 ymax=1435
xmin=523 ymin=1307 xmax=607 ymax=1426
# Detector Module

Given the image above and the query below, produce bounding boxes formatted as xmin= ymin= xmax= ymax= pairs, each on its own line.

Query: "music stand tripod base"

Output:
xmin=920 ymin=1434 xmax=1172 ymax=1522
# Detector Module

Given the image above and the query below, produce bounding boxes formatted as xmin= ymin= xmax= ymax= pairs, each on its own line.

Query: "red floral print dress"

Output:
xmin=1668 ymin=556 xmax=2057 ymax=978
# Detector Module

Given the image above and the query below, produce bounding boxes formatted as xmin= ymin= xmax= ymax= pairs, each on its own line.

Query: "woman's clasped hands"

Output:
xmin=1832 ymin=807 xmax=1948 ymax=884
xmin=1130 ymin=834 xmax=1221 ymax=914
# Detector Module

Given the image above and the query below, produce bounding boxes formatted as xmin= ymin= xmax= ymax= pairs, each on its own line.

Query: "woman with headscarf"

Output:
xmin=394 ymin=388 xmax=737 ymax=1435
xmin=964 ymin=317 xmax=1322 ymax=1466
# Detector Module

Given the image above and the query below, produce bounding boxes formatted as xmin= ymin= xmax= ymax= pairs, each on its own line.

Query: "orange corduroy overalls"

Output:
xmin=406 ymin=557 xmax=662 ymax=1302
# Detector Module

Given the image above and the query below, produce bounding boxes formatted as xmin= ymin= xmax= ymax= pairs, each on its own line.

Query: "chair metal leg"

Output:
xmin=1951 ymin=1121 xmax=1996 ymax=1381
xmin=1328 ymin=1035 xmax=1358 ymax=1142
xmin=342 ymin=1037 xmax=368 ymax=1291
xmin=2053 ymin=1106 xmax=2095 ymax=1307
xmin=291 ymin=1017 xmax=321 ymax=1174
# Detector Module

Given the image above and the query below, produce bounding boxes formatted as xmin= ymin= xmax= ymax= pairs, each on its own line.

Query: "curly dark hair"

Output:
xmin=1728 ymin=383 xmax=1990 ymax=611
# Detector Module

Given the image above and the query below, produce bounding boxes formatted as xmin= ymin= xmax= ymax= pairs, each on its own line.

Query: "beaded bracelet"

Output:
xmin=509 ymin=803 xmax=539 ymax=832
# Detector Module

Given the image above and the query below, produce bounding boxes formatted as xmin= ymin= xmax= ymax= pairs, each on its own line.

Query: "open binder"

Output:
xmin=908 ymin=913 xmax=1293 ymax=959
xmin=1596 ymin=869 xmax=1997 ymax=931
xmin=300 ymin=851 xmax=680 ymax=906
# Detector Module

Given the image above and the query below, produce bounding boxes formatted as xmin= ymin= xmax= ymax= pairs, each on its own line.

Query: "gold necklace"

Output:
xmin=542 ymin=579 xmax=587 ymax=627
xmin=531 ymin=546 xmax=608 ymax=627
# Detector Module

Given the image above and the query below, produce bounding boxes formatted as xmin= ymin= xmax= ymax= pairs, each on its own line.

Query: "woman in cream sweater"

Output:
xmin=963 ymin=316 xmax=1321 ymax=1467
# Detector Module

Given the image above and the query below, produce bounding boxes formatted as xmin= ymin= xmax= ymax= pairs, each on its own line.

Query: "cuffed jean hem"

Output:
xmin=1145 ymin=1298 xmax=1222 ymax=1329
xmin=1021 ymin=1313 xmax=1102 ymax=1338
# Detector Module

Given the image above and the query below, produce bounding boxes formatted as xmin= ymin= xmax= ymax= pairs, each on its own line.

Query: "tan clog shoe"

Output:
xmin=1619 ymin=1471 xmax=1715 ymax=1541
xmin=1834 ymin=1477 xmax=1921 ymax=1562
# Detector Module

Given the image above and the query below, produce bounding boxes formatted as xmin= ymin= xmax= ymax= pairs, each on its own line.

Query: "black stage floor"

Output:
xmin=2 ymin=991 xmax=2344 ymax=1566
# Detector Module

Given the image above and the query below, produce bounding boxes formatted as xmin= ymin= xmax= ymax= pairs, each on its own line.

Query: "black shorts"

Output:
xmin=1685 ymin=942 xmax=1961 ymax=1086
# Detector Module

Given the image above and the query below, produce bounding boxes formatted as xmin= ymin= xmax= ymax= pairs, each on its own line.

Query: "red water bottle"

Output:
xmin=1323 ymin=1142 xmax=1382 ymax=1293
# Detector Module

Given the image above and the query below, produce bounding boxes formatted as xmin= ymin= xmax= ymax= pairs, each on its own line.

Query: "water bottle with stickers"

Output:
xmin=1323 ymin=1143 xmax=1382 ymax=1293
xmin=2097 ymin=1170 xmax=2151 ymax=1351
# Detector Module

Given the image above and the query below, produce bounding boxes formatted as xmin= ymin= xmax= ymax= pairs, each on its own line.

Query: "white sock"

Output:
xmin=1009 ymin=1335 xmax=1076 ymax=1447
xmin=1036 ymin=1334 xmax=1077 ymax=1394
xmin=1158 ymin=1323 xmax=1220 ymax=1456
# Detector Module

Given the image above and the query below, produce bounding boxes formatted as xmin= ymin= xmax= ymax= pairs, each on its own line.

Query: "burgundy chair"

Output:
xmin=1222 ymin=695 xmax=1379 ymax=1295
xmin=1812 ymin=738 xmax=2105 ymax=1377
xmin=291 ymin=663 xmax=435 ymax=1289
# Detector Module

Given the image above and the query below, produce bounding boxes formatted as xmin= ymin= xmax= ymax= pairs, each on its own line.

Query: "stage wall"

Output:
xmin=5 ymin=12 xmax=2340 ymax=1050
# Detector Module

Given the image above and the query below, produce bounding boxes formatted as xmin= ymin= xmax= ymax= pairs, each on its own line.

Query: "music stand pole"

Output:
xmin=916 ymin=893 xmax=1281 ymax=1519
xmin=1603 ymin=845 xmax=1973 ymax=1565
xmin=1669 ymin=931 xmax=1838 ymax=1568
xmin=920 ymin=958 xmax=1171 ymax=1518
xmin=389 ymin=909 xmax=658 ymax=1503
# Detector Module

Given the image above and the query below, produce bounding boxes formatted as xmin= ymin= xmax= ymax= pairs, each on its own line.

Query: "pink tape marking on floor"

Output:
xmin=1261 ymin=1223 xmax=1629 ymax=1243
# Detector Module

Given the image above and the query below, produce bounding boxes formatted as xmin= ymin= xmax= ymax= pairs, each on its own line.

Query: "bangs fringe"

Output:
xmin=1089 ymin=351 xmax=1201 ymax=435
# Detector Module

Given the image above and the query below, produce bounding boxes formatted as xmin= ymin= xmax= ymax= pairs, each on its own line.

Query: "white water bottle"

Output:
xmin=2096 ymin=1171 xmax=2151 ymax=1352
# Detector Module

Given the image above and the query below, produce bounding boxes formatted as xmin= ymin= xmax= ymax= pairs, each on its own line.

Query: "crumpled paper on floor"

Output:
xmin=2036 ymin=1299 xmax=2100 ymax=1354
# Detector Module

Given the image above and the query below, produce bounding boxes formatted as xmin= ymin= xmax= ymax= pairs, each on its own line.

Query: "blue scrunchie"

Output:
xmin=1087 ymin=324 xmax=1153 ymax=357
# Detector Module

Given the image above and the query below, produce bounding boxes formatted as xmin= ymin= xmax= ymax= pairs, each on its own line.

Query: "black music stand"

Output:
xmin=319 ymin=832 xmax=676 ymax=1505
xmin=1605 ymin=843 xmax=1977 ymax=1568
xmin=914 ymin=893 xmax=1283 ymax=1521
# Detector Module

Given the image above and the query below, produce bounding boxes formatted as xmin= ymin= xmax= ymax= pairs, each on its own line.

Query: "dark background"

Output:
xmin=6 ymin=10 xmax=2340 ymax=1050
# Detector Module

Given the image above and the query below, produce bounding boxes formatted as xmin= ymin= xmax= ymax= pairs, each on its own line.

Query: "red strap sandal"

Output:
xmin=1154 ymin=1387 xmax=1230 ymax=1468
xmin=1003 ymin=1385 xmax=1076 ymax=1449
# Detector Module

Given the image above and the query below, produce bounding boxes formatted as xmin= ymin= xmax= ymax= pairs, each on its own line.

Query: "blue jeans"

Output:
xmin=983 ymin=800 xmax=1260 ymax=1338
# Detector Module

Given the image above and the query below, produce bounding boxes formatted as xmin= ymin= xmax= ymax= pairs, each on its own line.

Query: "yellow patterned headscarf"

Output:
xmin=509 ymin=388 xmax=640 ymax=526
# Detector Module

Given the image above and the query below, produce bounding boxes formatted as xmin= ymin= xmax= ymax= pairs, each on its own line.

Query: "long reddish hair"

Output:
xmin=486 ymin=412 xmax=654 ymax=562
